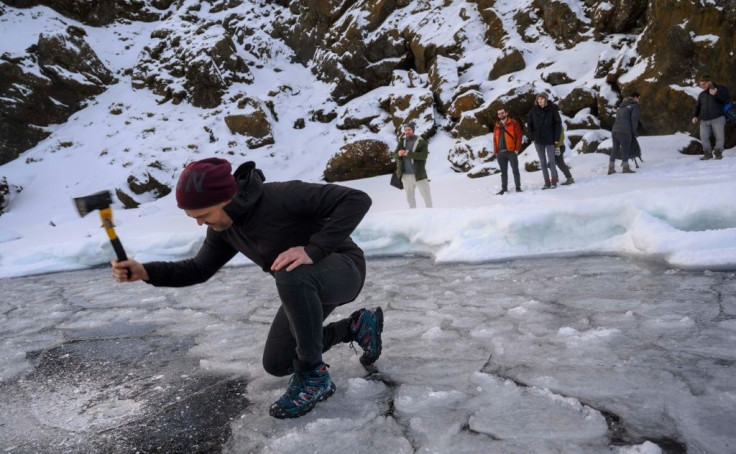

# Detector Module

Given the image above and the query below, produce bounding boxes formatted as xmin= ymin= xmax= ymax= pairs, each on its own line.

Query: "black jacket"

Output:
xmin=693 ymin=83 xmax=730 ymax=121
xmin=144 ymin=163 xmax=371 ymax=287
xmin=527 ymin=102 xmax=562 ymax=145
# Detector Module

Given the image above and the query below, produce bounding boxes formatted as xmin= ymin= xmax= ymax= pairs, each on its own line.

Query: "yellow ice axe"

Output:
xmin=73 ymin=190 xmax=130 ymax=276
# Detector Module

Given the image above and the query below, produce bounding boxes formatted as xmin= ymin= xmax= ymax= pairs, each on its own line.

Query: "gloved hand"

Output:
xmin=554 ymin=147 xmax=561 ymax=156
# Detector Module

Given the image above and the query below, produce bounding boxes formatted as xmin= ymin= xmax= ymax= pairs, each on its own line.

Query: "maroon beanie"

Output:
xmin=176 ymin=158 xmax=237 ymax=210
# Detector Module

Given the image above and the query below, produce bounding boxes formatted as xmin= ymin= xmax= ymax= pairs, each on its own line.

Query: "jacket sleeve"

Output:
xmin=512 ymin=120 xmax=523 ymax=152
xmin=283 ymin=183 xmax=372 ymax=263
xmin=407 ymin=138 xmax=429 ymax=160
xmin=394 ymin=137 xmax=405 ymax=153
xmin=715 ymin=84 xmax=730 ymax=104
xmin=553 ymin=108 xmax=562 ymax=146
xmin=693 ymin=92 xmax=702 ymax=118
xmin=526 ymin=110 xmax=534 ymax=138
xmin=144 ymin=229 xmax=237 ymax=287
xmin=492 ymin=125 xmax=499 ymax=154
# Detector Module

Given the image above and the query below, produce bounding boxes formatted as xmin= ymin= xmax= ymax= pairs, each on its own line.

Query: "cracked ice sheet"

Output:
xmin=2 ymin=257 xmax=735 ymax=453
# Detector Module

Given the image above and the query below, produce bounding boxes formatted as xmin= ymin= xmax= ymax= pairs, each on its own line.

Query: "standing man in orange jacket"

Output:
xmin=493 ymin=106 xmax=524 ymax=195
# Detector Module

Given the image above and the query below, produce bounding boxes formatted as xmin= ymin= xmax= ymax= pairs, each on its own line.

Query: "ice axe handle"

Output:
xmin=110 ymin=237 xmax=128 ymax=262
xmin=110 ymin=236 xmax=131 ymax=280
xmin=99 ymin=208 xmax=131 ymax=279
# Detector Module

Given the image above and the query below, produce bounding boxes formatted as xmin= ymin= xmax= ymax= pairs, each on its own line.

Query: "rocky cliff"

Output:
xmin=1 ymin=0 xmax=734 ymax=188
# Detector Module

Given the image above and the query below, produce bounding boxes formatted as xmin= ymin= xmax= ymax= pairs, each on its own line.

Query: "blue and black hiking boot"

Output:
xmin=350 ymin=307 xmax=384 ymax=366
xmin=269 ymin=363 xmax=336 ymax=419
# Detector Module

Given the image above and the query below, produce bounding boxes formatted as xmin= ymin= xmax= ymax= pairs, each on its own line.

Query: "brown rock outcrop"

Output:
xmin=533 ymin=0 xmax=591 ymax=48
xmin=0 ymin=27 xmax=116 ymax=165
xmin=558 ymin=87 xmax=598 ymax=118
xmin=428 ymin=56 xmax=459 ymax=114
xmin=0 ymin=176 xmax=23 ymax=214
xmin=389 ymin=90 xmax=436 ymax=138
xmin=448 ymin=91 xmax=484 ymax=121
xmin=133 ymin=17 xmax=252 ymax=108
xmin=224 ymin=98 xmax=275 ymax=149
xmin=323 ymin=139 xmax=394 ymax=182
xmin=489 ymin=49 xmax=525 ymax=81
xmin=591 ymin=0 xmax=648 ymax=35
xmin=452 ymin=86 xmax=537 ymax=140
xmin=2 ymin=0 xmax=172 ymax=26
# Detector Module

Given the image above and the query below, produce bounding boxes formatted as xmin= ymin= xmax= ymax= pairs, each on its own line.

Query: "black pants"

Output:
xmin=611 ymin=132 xmax=632 ymax=163
xmin=263 ymin=253 xmax=363 ymax=376
xmin=554 ymin=153 xmax=572 ymax=180
xmin=497 ymin=151 xmax=521 ymax=190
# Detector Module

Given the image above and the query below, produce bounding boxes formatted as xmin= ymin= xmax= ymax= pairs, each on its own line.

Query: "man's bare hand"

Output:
xmin=271 ymin=246 xmax=313 ymax=272
xmin=398 ymin=149 xmax=408 ymax=157
xmin=111 ymin=259 xmax=149 ymax=282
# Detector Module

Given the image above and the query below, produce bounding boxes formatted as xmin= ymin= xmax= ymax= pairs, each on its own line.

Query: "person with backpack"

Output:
xmin=692 ymin=74 xmax=731 ymax=160
xmin=493 ymin=106 xmax=523 ymax=194
xmin=110 ymin=158 xmax=383 ymax=419
xmin=394 ymin=122 xmax=433 ymax=208
xmin=527 ymin=92 xmax=562 ymax=189
xmin=608 ymin=91 xmax=641 ymax=175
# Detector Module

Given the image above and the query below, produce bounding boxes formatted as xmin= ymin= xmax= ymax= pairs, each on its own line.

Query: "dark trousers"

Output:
xmin=497 ymin=150 xmax=521 ymax=190
xmin=263 ymin=253 xmax=363 ymax=376
xmin=611 ymin=132 xmax=632 ymax=163
xmin=554 ymin=153 xmax=572 ymax=180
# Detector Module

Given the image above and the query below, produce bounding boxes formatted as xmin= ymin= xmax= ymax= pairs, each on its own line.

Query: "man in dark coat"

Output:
xmin=527 ymin=93 xmax=562 ymax=189
xmin=692 ymin=74 xmax=730 ymax=160
xmin=111 ymin=158 xmax=383 ymax=419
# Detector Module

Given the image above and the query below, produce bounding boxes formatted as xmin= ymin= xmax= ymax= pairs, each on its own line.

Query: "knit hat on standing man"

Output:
xmin=176 ymin=157 xmax=238 ymax=210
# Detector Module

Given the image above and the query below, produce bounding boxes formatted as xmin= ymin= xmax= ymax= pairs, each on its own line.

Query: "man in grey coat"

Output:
xmin=608 ymin=91 xmax=641 ymax=175
xmin=692 ymin=74 xmax=730 ymax=160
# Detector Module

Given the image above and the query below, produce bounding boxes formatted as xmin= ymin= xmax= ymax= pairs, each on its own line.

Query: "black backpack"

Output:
xmin=618 ymin=137 xmax=643 ymax=168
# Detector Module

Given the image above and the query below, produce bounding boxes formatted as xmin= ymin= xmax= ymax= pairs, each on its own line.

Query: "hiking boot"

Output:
xmin=607 ymin=163 xmax=616 ymax=175
xmin=622 ymin=163 xmax=635 ymax=174
xmin=497 ymin=189 xmax=507 ymax=195
xmin=270 ymin=363 xmax=336 ymax=419
xmin=516 ymin=187 xmax=523 ymax=193
xmin=541 ymin=180 xmax=551 ymax=190
xmin=350 ymin=307 xmax=383 ymax=366
xmin=561 ymin=177 xmax=575 ymax=185
xmin=714 ymin=149 xmax=723 ymax=160
xmin=700 ymin=152 xmax=713 ymax=161
xmin=551 ymin=180 xmax=558 ymax=188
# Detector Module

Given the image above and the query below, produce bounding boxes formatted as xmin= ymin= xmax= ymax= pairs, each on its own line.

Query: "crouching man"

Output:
xmin=112 ymin=158 xmax=383 ymax=419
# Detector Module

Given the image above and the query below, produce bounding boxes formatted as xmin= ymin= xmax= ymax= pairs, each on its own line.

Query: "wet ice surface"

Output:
xmin=1 ymin=256 xmax=735 ymax=454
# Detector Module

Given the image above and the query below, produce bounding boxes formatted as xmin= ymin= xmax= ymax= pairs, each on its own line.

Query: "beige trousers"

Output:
xmin=401 ymin=174 xmax=432 ymax=208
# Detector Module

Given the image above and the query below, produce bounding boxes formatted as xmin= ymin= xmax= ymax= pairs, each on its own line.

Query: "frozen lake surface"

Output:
xmin=1 ymin=256 xmax=735 ymax=454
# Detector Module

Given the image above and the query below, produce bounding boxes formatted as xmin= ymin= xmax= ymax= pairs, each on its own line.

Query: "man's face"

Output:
xmin=404 ymin=126 xmax=414 ymax=137
xmin=699 ymin=80 xmax=711 ymax=89
xmin=537 ymin=96 xmax=547 ymax=107
xmin=185 ymin=201 xmax=233 ymax=231
xmin=497 ymin=109 xmax=507 ymax=121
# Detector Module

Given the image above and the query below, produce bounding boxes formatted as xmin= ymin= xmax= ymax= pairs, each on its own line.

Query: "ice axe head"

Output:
xmin=74 ymin=190 xmax=113 ymax=218
xmin=73 ymin=190 xmax=129 ymax=265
